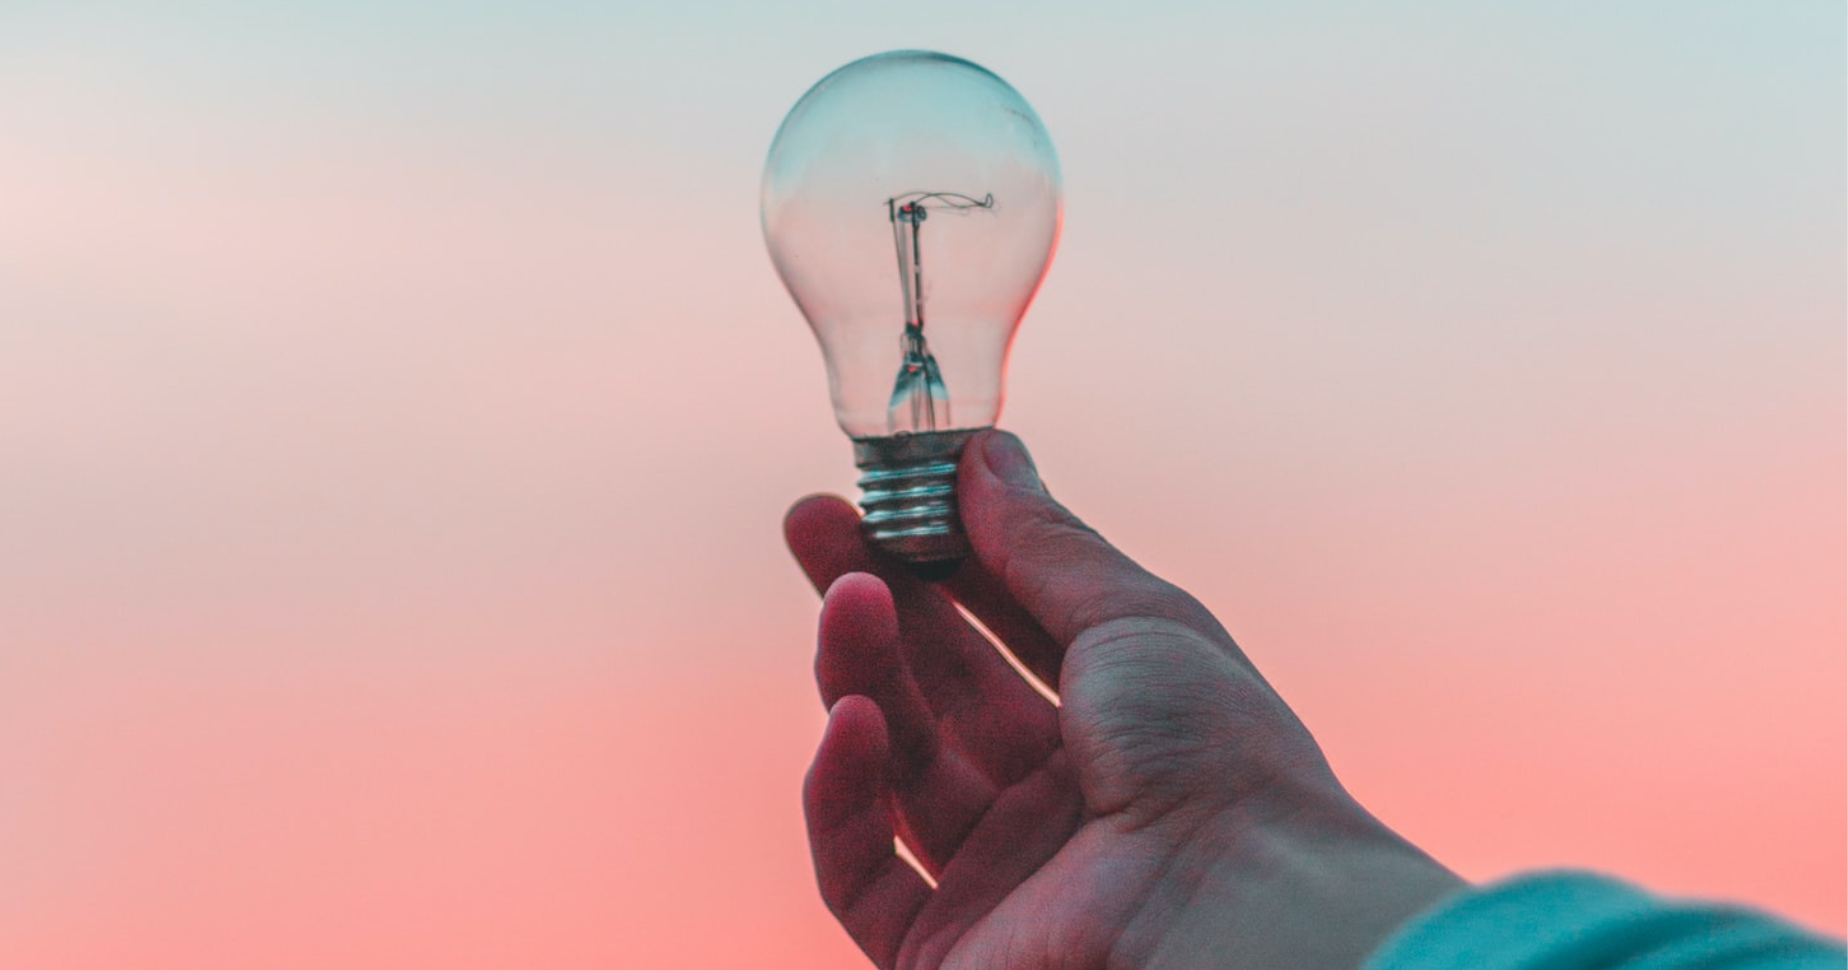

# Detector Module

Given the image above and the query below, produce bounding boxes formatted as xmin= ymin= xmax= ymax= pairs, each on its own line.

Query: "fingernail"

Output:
xmin=982 ymin=431 xmax=1042 ymax=491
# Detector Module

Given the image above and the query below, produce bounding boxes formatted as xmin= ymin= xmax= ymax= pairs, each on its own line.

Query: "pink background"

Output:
xmin=2 ymin=3 xmax=1841 ymax=966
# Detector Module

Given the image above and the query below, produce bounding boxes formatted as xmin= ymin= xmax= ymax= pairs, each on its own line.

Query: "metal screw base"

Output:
xmin=852 ymin=428 xmax=983 ymax=573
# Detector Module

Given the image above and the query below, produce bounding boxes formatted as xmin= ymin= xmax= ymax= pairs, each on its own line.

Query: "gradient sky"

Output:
xmin=1 ymin=2 xmax=1842 ymax=967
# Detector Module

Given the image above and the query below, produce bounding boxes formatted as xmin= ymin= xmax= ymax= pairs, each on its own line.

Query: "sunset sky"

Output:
xmin=1 ymin=2 xmax=1842 ymax=967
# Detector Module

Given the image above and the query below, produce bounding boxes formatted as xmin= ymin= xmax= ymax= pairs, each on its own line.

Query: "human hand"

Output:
xmin=787 ymin=430 xmax=1464 ymax=970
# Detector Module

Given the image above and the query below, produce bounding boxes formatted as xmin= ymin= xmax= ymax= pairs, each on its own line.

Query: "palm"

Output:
xmin=910 ymin=775 xmax=1230 ymax=970
xmin=789 ymin=494 xmax=1255 ymax=970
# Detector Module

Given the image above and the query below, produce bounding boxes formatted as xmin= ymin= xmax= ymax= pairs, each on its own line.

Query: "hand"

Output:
xmin=786 ymin=430 xmax=1464 ymax=970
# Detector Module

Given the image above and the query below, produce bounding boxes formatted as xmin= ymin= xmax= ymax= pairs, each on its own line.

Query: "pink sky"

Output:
xmin=1 ymin=4 xmax=1841 ymax=966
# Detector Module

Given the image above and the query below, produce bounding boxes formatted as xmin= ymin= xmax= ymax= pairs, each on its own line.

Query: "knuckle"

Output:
xmin=1068 ymin=621 xmax=1328 ymax=818
xmin=1064 ymin=575 xmax=1221 ymax=646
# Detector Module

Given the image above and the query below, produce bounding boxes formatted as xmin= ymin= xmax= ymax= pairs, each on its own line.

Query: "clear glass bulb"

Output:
xmin=762 ymin=50 xmax=1062 ymax=570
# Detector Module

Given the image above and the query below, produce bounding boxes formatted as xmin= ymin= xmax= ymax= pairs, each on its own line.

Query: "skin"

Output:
xmin=786 ymin=430 xmax=1465 ymax=970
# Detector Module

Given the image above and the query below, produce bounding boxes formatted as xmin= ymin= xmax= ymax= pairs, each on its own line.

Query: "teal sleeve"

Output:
xmin=1362 ymin=871 xmax=1846 ymax=970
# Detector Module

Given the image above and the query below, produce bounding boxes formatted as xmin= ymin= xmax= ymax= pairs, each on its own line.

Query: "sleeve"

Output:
xmin=1361 ymin=870 xmax=1846 ymax=970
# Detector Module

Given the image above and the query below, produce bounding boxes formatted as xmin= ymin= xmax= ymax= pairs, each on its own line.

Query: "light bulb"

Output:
xmin=762 ymin=50 xmax=1062 ymax=572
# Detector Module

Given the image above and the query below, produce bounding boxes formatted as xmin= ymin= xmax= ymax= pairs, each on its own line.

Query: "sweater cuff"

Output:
xmin=1361 ymin=870 xmax=1845 ymax=970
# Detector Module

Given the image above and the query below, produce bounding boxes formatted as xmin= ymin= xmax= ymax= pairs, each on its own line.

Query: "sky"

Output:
xmin=1 ymin=2 xmax=1842 ymax=966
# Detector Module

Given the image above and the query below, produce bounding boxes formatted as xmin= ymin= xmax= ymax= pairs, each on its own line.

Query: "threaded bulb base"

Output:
xmin=852 ymin=428 xmax=982 ymax=575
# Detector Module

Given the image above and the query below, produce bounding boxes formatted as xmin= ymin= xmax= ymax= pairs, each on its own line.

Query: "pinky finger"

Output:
xmin=804 ymin=695 xmax=932 ymax=969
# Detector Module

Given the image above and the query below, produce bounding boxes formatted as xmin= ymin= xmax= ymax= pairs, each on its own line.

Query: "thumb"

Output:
xmin=960 ymin=430 xmax=1219 ymax=649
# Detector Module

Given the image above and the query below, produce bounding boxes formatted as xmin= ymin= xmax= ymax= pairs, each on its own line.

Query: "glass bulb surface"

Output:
xmin=762 ymin=50 xmax=1062 ymax=439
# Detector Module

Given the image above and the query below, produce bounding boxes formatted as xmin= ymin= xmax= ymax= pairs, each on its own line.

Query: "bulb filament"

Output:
xmin=885 ymin=191 xmax=994 ymax=433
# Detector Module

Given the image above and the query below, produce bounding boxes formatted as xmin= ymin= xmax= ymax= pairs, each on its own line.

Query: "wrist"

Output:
xmin=1124 ymin=791 xmax=1465 ymax=970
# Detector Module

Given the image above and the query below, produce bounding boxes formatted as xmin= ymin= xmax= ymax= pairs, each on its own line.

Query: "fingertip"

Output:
xmin=786 ymin=494 xmax=876 ymax=594
xmin=959 ymin=428 xmax=1042 ymax=570
xmin=785 ymin=492 xmax=857 ymax=550
xmin=972 ymin=428 xmax=1042 ymax=492
xmin=805 ymin=692 xmax=931 ymax=967
xmin=806 ymin=694 xmax=889 ymax=822
xmin=816 ymin=572 xmax=902 ymax=705
xmin=960 ymin=429 xmax=1051 ymax=540
xmin=826 ymin=694 xmax=888 ymax=750
xmin=958 ymin=428 xmax=1064 ymax=571
xmin=823 ymin=569 xmax=892 ymax=605
xmin=819 ymin=572 xmax=900 ymax=643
